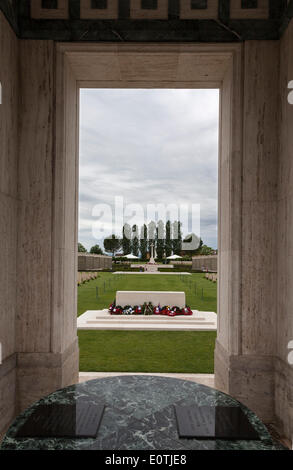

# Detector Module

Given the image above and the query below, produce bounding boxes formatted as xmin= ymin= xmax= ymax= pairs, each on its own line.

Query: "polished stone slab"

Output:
xmin=0 ymin=376 xmax=286 ymax=450
xmin=174 ymin=405 xmax=260 ymax=440
xmin=15 ymin=402 xmax=104 ymax=439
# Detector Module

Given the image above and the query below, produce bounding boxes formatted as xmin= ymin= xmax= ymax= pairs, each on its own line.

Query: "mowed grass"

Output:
xmin=78 ymin=330 xmax=217 ymax=373
xmin=77 ymin=272 xmax=217 ymax=316
xmin=77 ymin=273 xmax=217 ymax=373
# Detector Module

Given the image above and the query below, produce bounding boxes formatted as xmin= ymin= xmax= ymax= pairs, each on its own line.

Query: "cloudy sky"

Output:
xmin=79 ymin=88 xmax=219 ymax=252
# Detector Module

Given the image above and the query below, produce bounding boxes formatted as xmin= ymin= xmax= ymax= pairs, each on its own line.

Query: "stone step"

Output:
xmin=77 ymin=309 xmax=217 ymax=331
xmin=87 ymin=321 xmax=215 ymax=326
xmin=93 ymin=319 xmax=207 ymax=324
xmin=81 ymin=323 xmax=216 ymax=331
xmin=97 ymin=315 xmax=206 ymax=321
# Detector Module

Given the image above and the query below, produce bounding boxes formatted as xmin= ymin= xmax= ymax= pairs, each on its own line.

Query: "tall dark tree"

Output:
xmin=90 ymin=244 xmax=103 ymax=255
xmin=122 ymin=223 xmax=132 ymax=255
xmin=172 ymin=220 xmax=182 ymax=255
xmin=78 ymin=242 xmax=87 ymax=253
xmin=140 ymin=224 xmax=148 ymax=260
xmin=156 ymin=220 xmax=165 ymax=259
xmin=165 ymin=220 xmax=172 ymax=257
xmin=148 ymin=220 xmax=156 ymax=257
xmin=103 ymin=234 xmax=121 ymax=257
xmin=132 ymin=224 xmax=139 ymax=257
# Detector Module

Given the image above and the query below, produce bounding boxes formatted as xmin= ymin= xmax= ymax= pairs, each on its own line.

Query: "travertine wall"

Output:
xmin=192 ymin=256 xmax=217 ymax=271
xmin=0 ymin=12 xmax=18 ymax=434
xmin=0 ymin=13 xmax=79 ymax=434
xmin=276 ymin=20 xmax=293 ymax=439
xmin=78 ymin=253 xmax=112 ymax=271
xmin=0 ymin=9 xmax=293 ymax=441
xmin=215 ymin=40 xmax=280 ymax=422
xmin=16 ymin=39 xmax=79 ymax=412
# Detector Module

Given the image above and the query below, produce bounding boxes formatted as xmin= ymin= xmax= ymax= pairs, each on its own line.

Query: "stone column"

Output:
xmin=215 ymin=41 xmax=280 ymax=422
xmin=16 ymin=40 xmax=79 ymax=412
xmin=276 ymin=20 xmax=293 ymax=439
xmin=0 ymin=12 xmax=18 ymax=434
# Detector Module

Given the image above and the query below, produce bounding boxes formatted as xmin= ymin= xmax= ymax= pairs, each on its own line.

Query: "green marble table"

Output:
xmin=1 ymin=375 xmax=286 ymax=450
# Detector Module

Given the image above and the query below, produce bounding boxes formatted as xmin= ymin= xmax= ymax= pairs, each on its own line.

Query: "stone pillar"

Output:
xmin=0 ymin=12 xmax=18 ymax=434
xmin=16 ymin=40 xmax=79 ymax=412
xmin=276 ymin=20 xmax=293 ymax=439
xmin=215 ymin=41 xmax=280 ymax=422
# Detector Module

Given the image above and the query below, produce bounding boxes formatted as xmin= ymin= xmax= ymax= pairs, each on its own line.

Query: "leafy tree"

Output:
xmin=90 ymin=244 xmax=103 ymax=255
xmin=132 ymin=224 xmax=139 ymax=257
xmin=103 ymin=235 xmax=121 ymax=257
xmin=165 ymin=220 xmax=172 ymax=257
xmin=78 ymin=242 xmax=87 ymax=253
xmin=193 ymin=237 xmax=203 ymax=255
xmin=172 ymin=220 xmax=182 ymax=255
xmin=182 ymin=235 xmax=203 ymax=255
xmin=200 ymin=244 xmax=215 ymax=256
xmin=122 ymin=223 xmax=132 ymax=255
xmin=140 ymin=224 xmax=148 ymax=260
xmin=156 ymin=220 xmax=165 ymax=259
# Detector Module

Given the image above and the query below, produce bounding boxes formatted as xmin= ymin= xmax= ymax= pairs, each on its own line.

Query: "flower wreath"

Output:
xmin=111 ymin=305 xmax=123 ymax=315
xmin=142 ymin=302 xmax=153 ymax=315
xmin=133 ymin=305 xmax=143 ymax=314
xmin=153 ymin=305 xmax=161 ymax=315
xmin=161 ymin=305 xmax=171 ymax=315
xmin=109 ymin=302 xmax=192 ymax=316
xmin=122 ymin=305 xmax=134 ymax=315
xmin=182 ymin=306 xmax=193 ymax=316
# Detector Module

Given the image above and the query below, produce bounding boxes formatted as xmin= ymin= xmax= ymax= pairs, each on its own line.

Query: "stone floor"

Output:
xmin=0 ymin=374 xmax=289 ymax=449
xmin=77 ymin=309 xmax=217 ymax=331
xmin=77 ymin=373 xmax=289 ymax=449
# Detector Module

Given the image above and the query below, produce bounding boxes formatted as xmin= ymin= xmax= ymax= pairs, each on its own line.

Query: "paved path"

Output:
xmin=77 ymin=309 xmax=217 ymax=331
xmin=79 ymin=372 xmax=215 ymax=389
xmin=113 ymin=271 xmax=192 ymax=275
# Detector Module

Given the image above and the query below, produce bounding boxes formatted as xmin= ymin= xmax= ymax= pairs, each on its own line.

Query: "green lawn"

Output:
xmin=78 ymin=272 xmax=217 ymax=316
xmin=77 ymin=273 xmax=217 ymax=373
xmin=78 ymin=330 xmax=216 ymax=373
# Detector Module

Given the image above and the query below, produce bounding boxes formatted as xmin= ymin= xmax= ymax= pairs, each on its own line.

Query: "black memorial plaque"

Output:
xmin=174 ymin=405 xmax=260 ymax=440
xmin=15 ymin=402 xmax=105 ymax=438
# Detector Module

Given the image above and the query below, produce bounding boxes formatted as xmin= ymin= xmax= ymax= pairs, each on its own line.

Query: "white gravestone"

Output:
xmin=116 ymin=291 xmax=186 ymax=308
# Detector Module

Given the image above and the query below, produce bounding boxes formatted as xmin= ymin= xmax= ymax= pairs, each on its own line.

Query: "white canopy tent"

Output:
xmin=123 ymin=254 xmax=139 ymax=259
xmin=166 ymin=254 xmax=182 ymax=260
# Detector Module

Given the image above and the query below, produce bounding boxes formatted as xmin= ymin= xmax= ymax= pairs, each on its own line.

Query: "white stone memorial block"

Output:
xmin=116 ymin=291 xmax=186 ymax=308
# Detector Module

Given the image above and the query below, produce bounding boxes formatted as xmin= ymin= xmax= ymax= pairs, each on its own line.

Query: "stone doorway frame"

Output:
xmin=54 ymin=42 xmax=243 ymax=395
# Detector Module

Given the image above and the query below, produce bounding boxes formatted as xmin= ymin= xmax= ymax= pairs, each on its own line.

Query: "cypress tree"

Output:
xmin=132 ymin=224 xmax=139 ymax=257
xmin=165 ymin=220 xmax=172 ymax=257
xmin=122 ymin=223 xmax=132 ymax=255
xmin=156 ymin=220 xmax=165 ymax=260
xmin=140 ymin=224 xmax=148 ymax=260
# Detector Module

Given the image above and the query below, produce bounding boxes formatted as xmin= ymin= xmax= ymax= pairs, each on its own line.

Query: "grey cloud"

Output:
xmin=79 ymin=89 xmax=219 ymax=250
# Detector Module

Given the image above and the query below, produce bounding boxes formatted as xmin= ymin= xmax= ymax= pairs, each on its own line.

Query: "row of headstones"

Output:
xmin=77 ymin=271 xmax=99 ymax=285
xmin=205 ymin=273 xmax=217 ymax=283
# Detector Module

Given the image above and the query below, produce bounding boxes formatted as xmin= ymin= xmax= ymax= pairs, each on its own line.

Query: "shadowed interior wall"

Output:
xmin=276 ymin=19 xmax=293 ymax=439
xmin=0 ymin=12 xmax=18 ymax=434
